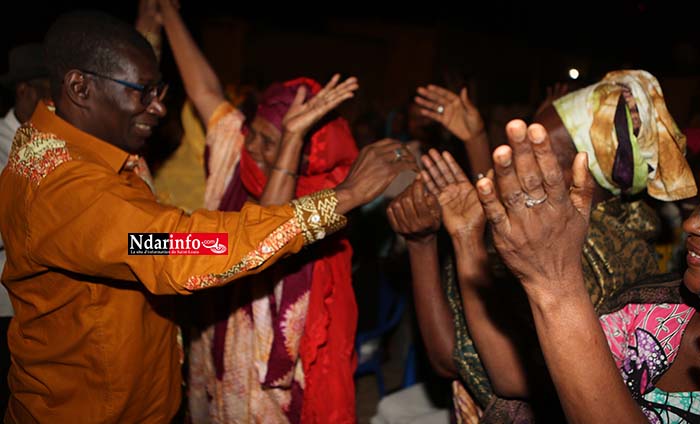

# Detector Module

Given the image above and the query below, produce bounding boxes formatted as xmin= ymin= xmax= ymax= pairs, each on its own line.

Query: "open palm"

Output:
xmin=421 ymin=149 xmax=486 ymax=240
xmin=437 ymin=181 xmax=484 ymax=239
xmin=415 ymin=85 xmax=485 ymax=143
xmin=282 ymin=74 xmax=358 ymax=136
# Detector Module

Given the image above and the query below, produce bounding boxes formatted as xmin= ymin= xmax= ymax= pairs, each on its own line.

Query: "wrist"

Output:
xmin=527 ymin=285 xmax=593 ymax=329
xmin=461 ymin=129 xmax=487 ymax=145
xmin=334 ymin=186 xmax=357 ymax=216
xmin=451 ymin=232 xmax=486 ymax=255
xmin=281 ymin=129 xmax=306 ymax=145
xmin=406 ymin=234 xmax=437 ymax=249
xmin=271 ymin=166 xmax=297 ymax=178
xmin=523 ymin=269 xmax=588 ymax=310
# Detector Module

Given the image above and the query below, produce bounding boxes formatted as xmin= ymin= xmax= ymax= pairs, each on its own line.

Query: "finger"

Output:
xmin=400 ymin=186 xmax=421 ymax=222
xmin=417 ymin=107 xmax=445 ymax=123
xmin=420 ymin=170 xmax=441 ymax=197
xmin=391 ymin=156 xmax=420 ymax=174
xmin=459 ymin=87 xmax=474 ymax=109
xmin=320 ymin=91 xmax=356 ymax=113
xmin=442 ymin=151 xmax=469 ymax=183
xmin=411 ymin=179 xmax=428 ymax=212
xmin=476 ymin=177 xmax=510 ymax=235
xmin=376 ymin=142 xmax=417 ymax=168
xmin=570 ymin=152 xmax=595 ymax=222
xmin=426 ymin=84 xmax=458 ymax=102
xmin=327 ymin=77 xmax=359 ymax=101
xmin=528 ymin=123 xmax=569 ymax=204
xmin=371 ymin=138 xmax=400 ymax=148
xmin=291 ymin=86 xmax=307 ymax=108
xmin=429 ymin=149 xmax=457 ymax=185
xmin=507 ymin=120 xmax=546 ymax=201
xmin=369 ymin=141 xmax=419 ymax=169
xmin=376 ymin=142 xmax=408 ymax=162
xmin=492 ymin=143 xmax=525 ymax=212
xmin=416 ymin=86 xmax=446 ymax=104
xmin=391 ymin=198 xmax=410 ymax=231
xmin=413 ymin=180 xmax=441 ymax=223
xmin=400 ymin=147 xmax=418 ymax=166
xmin=386 ymin=205 xmax=401 ymax=233
xmin=336 ymin=76 xmax=358 ymax=90
xmin=421 ymin=151 xmax=449 ymax=189
xmin=414 ymin=95 xmax=439 ymax=112
xmin=325 ymin=84 xmax=358 ymax=105
xmin=371 ymin=139 xmax=417 ymax=166
xmin=309 ymin=78 xmax=359 ymax=111
xmin=317 ymin=73 xmax=341 ymax=97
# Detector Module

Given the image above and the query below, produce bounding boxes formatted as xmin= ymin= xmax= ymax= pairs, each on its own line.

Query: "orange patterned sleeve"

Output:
xmin=26 ymin=160 xmax=346 ymax=295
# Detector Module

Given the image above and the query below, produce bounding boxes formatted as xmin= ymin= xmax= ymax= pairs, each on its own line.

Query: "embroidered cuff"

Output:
xmin=291 ymin=189 xmax=347 ymax=245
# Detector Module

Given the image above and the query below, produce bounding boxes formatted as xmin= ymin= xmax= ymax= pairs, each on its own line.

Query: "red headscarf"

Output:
xmin=218 ymin=77 xmax=358 ymax=423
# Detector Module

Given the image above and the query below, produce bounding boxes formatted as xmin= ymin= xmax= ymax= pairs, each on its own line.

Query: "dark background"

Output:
xmin=2 ymin=0 xmax=700 ymax=127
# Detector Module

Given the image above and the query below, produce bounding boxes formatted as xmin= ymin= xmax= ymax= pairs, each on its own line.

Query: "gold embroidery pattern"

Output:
xmin=8 ymin=124 xmax=72 ymax=186
xmin=290 ymin=189 xmax=347 ymax=245
xmin=185 ymin=218 xmax=302 ymax=290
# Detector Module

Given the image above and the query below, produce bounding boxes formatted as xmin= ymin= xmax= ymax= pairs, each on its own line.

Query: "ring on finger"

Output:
xmin=524 ymin=193 xmax=548 ymax=208
xmin=436 ymin=105 xmax=445 ymax=114
xmin=392 ymin=148 xmax=404 ymax=162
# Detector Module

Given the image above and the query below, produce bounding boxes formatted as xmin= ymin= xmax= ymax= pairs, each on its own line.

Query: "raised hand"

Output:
xmin=386 ymin=179 xmax=441 ymax=243
xmin=136 ymin=0 xmax=162 ymax=33
xmin=415 ymin=85 xmax=485 ymax=143
xmin=282 ymin=74 xmax=358 ymax=138
xmin=335 ymin=140 xmax=418 ymax=215
xmin=475 ymin=120 xmax=595 ymax=291
xmin=420 ymin=149 xmax=486 ymax=242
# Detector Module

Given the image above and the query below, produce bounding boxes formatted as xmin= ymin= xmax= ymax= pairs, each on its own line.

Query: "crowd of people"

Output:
xmin=0 ymin=1 xmax=700 ymax=424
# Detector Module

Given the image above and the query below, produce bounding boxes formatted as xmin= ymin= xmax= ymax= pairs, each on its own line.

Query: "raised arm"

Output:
xmin=386 ymin=179 xmax=457 ymax=377
xmin=259 ymin=75 xmax=358 ymax=206
xmin=420 ymin=149 xmax=537 ymax=397
xmin=158 ymin=0 xmax=224 ymax=123
xmin=25 ymin=137 xmax=417 ymax=296
xmin=476 ymin=120 xmax=647 ymax=423
xmin=135 ymin=0 xmax=163 ymax=63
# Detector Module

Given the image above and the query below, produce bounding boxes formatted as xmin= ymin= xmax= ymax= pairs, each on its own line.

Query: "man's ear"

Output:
xmin=64 ymin=70 xmax=91 ymax=107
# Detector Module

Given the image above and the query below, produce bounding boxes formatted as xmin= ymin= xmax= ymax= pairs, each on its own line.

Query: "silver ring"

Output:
xmin=393 ymin=148 xmax=403 ymax=162
xmin=436 ymin=105 xmax=445 ymax=114
xmin=524 ymin=193 xmax=548 ymax=208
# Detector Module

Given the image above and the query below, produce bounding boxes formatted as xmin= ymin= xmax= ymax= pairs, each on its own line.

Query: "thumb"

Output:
xmin=460 ymin=87 xmax=473 ymax=109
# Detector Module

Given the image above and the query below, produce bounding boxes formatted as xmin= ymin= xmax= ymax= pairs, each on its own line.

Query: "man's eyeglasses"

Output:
xmin=80 ymin=69 xmax=168 ymax=106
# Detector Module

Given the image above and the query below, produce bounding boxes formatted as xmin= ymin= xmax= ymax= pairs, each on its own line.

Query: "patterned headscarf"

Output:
xmin=553 ymin=70 xmax=697 ymax=201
